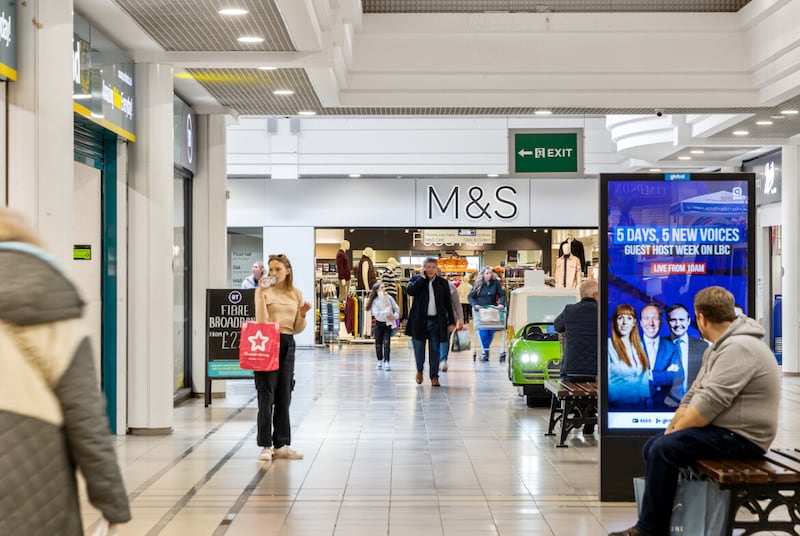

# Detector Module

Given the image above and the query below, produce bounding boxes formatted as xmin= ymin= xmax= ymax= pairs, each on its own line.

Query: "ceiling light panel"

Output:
xmin=111 ymin=0 xmax=294 ymax=51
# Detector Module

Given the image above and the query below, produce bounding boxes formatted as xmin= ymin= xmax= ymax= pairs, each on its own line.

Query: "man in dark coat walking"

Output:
xmin=406 ymin=257 xmax=456 ymax=386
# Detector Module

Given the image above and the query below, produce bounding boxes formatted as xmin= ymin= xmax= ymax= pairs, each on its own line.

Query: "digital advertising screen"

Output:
xmin=600 ymin=173 xmax=754 ymax=432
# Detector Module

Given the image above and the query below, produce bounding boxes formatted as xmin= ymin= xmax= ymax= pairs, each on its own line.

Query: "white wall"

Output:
xmin=228 ymin=116 xmax=628 ymax=178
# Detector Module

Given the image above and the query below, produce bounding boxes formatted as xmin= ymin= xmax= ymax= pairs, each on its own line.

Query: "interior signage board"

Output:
xmin=72 ymin=29 xmax=136 ymax=141
xmin=174 ymin=95 xmax=198 ymax=173
xmin=417 ymin=179 xmax=530 ymax=227
xmin=598 ymin=172 xmax=754 ymax=500
xmin=205 ymin=289 xmax=256 ymax=406
xmin=509 ymin=129 xmax=583 ymax=177
xmin=742 ymin=150 xmax=781 ymax=206
xmin=420 ymin=229 xmax=496 ymax=246
xmin=0 ymin=0 xmax=16 ymax=81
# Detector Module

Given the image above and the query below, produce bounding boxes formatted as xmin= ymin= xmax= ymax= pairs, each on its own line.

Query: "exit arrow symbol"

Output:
xmin=518 ymin=149 xmax=532 ymax=157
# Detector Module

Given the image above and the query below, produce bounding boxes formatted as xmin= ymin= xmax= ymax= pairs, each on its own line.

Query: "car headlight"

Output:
xmin=520 ymin=353 xmax=539 ymax=364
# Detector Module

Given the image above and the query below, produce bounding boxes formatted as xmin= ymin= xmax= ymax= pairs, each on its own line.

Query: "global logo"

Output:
xmin=228 ymin=290 xmax=243 ymax=304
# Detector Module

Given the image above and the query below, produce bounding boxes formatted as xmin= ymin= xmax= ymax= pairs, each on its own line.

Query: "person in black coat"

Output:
xmin=405 ymin=257 xmax=456 ymax=386
xmin=553 ymin=280 xmax=599 ymax=382
xmin=553 ymin=279 xmax=599 ymax=434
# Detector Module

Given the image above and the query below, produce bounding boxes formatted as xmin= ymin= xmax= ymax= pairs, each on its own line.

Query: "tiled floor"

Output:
xmin=80 ymin=338 xmax=800 ymax=535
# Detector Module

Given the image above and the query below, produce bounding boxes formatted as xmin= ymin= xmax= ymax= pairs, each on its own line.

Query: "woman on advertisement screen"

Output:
xmin=608 ymin=303 xmax=651 ymax=408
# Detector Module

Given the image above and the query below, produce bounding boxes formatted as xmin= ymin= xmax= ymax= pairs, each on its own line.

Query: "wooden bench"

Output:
xmin=543 ymin=380 xmax=597 ymax=448
xmin=694 ymin=448 xmax=800 ymax=535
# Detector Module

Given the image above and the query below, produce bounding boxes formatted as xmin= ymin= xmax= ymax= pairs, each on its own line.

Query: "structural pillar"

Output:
xmin=7 ymin=0 xmax=74 ymax=264
xmin=127 ymin=63 xmax=174 ymax=433
xmin=781 ymin=145 xmax=799 ymax=373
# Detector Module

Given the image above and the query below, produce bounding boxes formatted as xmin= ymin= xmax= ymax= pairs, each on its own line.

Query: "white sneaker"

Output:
xmin=272 ymin=445 xmax=304 ymax=459
xmin=384 ymin=363 xmax=391 ymax=371
xmin=376 ymin=361 xmax=383 ymax=369
xmin=258 ymin=447 xmax=273 ymax=461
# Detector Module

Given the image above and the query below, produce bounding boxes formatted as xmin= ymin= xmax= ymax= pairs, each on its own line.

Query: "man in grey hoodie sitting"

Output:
xmin=610 ymin=286 xmax=780 ymax=536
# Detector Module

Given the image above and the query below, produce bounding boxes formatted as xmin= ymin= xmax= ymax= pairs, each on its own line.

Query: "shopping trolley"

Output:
xmin=471 ymin=305 xmax=507 ymax=362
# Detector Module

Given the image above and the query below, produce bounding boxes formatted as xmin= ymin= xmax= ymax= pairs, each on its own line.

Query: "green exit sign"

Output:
xmin=509 ymin=129 xmax=583 ymax=177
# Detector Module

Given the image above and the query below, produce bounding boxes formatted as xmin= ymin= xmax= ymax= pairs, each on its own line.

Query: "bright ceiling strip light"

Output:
xmin=219 ymin=8 xmax=249 ymax=16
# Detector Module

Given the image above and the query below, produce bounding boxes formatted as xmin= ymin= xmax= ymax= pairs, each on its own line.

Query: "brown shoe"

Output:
xmin=415 ymin=372 xmax=423 ymax=384
xmin=608 ymin=526 xmax=651 ymax=536
xmin=431 ymin=377 xmax=440 ymax=387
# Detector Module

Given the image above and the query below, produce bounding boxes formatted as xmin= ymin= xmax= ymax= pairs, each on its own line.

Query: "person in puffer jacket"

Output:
xmin=0 ymin=208 xmax=131 ymax=535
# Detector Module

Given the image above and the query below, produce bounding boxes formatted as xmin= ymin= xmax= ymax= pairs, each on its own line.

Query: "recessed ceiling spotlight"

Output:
xmin=349 ymin=174 xmax=361 ymax=178
xmin=690 ymin=149 xmax=705 ymax=154
xmin=534 ymin=110 xmax=552 ymax=115
xmin=756 ymin=120 xmax=773 ymax=125
xmin=237 ymin=36 xmax=264 ymax=43
xmin=272 ymin=89 xmax=294 ymax=95
xmin=678 ymin=156 xmax=692 ymax=160
xmin=487 ymin=173 xmax=499 ymax=177
xmin=297 ymin=110 xmax=316 ymax=115
xmin=649 ymin=168 xmax=662 ymax=172
xmin=732 ymin=130 xmax=749 ymax=136
xmin=219 ymin=8 xmax=249 ymax=16
xmin=258 ymin=66 xmax=277 ymax=71
xmin=781 ymin=109 xmax=799 ymax=115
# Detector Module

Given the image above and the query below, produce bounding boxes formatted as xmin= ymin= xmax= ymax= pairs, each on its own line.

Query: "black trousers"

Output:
xmin=374 ymin=321 xmax=392 ymax=362
xmin=461 ymin=303 xmax=471 ymax=322
xmin=254 ymin=334 xmax=296 ymax=449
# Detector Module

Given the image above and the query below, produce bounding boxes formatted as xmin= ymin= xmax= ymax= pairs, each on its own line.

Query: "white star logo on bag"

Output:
xmin=248 ymin=329 xmax=270 ymax=352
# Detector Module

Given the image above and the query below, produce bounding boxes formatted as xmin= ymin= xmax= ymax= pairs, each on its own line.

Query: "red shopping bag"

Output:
xmin=239 ymin=321 xmax=281 ymax=371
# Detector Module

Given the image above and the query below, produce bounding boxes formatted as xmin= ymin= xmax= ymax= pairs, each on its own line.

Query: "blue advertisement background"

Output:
xmin=604 ymin=176 xmax=752 ymax=430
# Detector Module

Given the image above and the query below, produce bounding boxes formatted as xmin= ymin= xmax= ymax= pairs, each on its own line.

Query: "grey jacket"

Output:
xmin=681 ymin=315 xmax=781 ymax=452
xmin=0 ymin=245 xmax=131 ymax=535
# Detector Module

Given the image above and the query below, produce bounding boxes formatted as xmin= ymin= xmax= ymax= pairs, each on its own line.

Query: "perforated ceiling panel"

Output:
xmin=362 ymin=0 xmax=752 ymax=13
xmin=111 ymin=0 xmax=295 ymax=51
xmin=186 ymin=68 xmax=322 ymax=115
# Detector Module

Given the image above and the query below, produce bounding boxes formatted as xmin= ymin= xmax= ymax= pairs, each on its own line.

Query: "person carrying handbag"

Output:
xmin=252 ymin=254 xmax=311 ymax=462
xmin=0 ymin=208 xmax=131 ymax=535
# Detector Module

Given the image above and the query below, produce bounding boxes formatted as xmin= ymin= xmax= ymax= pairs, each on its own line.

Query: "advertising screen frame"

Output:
xmin=599 ymin=172 xmax=755 ymax=437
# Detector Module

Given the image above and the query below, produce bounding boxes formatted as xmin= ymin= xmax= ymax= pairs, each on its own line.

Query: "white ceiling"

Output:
xmin=74 ymin=0 xmax=800 ymax=172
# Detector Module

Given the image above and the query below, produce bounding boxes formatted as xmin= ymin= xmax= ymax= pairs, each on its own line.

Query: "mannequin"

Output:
xmin=336 ymin=239 xmax=351 ymax=300
xmin=357 ymin=246 xmax=378 ymax=291
xmin=383 ymin=257 xmax=399 ymax=299
xmin=555 ymin=242 xmax=582 ymax=288
xmin=559 ymin=232 xmax=586 ymax=273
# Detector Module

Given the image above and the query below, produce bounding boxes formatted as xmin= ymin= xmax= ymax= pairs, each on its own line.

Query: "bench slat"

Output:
xmin=718 ymin=460 xmax=770 ymax=484
xmin=695 ymin=459 xmax=745 ymax=484
xmin=765 ymin=450 xmax=800 ymax=476
xmin=771 ymin=448 xmax=800 ymax=466
xmin=544 ymin=380 xmax=597 ymax=398
xmin=741 ymin=458 xmax=800 ymax=483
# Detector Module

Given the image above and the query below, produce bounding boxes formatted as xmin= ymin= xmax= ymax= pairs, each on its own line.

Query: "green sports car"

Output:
xmin=506 ymin=288 xmax=580 ymax=407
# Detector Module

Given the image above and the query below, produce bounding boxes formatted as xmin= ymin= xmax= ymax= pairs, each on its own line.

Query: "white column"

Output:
xmin=781 ymin=145 xmax=799 ymax=373
xmin=270 ymin=117 xmax=299 ymax=179
xmin=7 ymin=0 xmax=74 ymax=265
xmin=128 ymin=64 xmax=174 ymax=433
xmin=192 ymin=114 xmax=229 ymax=394
xmin=116 ymin=139 xmax=130 ymax=434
